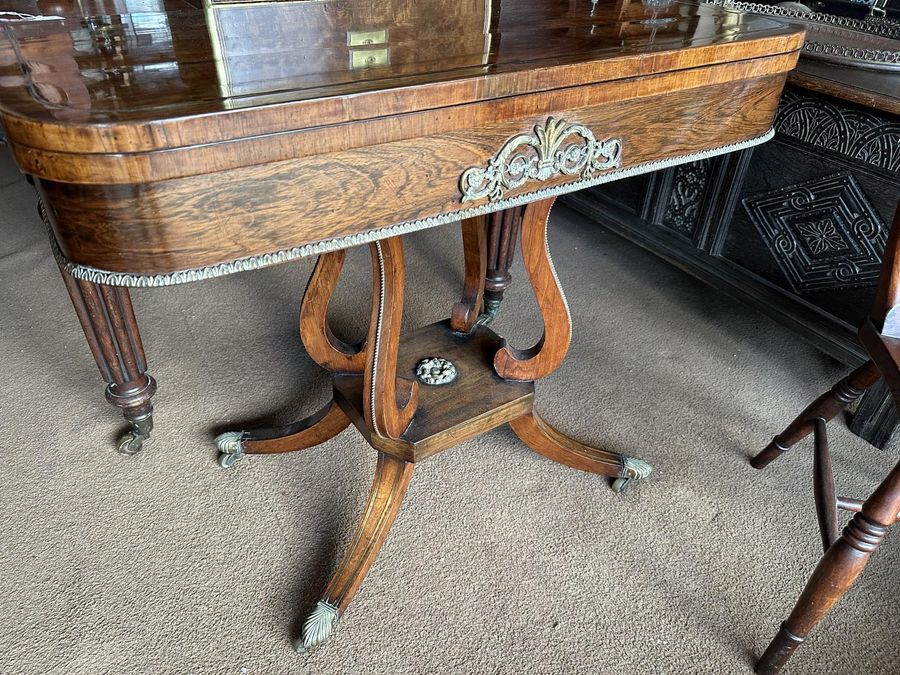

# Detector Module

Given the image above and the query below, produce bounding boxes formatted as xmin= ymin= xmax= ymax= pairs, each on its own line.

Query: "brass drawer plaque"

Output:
xmin=350 ymin=47 xmax=390 ymax=69
xmin=347 ymin=29 xmax=388 ymax=47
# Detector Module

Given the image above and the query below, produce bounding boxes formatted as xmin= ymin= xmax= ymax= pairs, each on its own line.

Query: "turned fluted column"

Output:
xmin=59 ymin=268 xmax=156 ymax=454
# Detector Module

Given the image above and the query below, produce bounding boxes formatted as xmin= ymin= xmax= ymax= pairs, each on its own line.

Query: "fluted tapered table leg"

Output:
xmin=59 ymin=267 xmax=156 ymax=455
xmin=482 ymin=206 xmax=523 ymax=324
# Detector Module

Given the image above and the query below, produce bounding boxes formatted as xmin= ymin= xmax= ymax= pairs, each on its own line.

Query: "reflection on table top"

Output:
xmin=0 ymin=0 xmax=799 ymax=125
xmin=791 ymin=59 xmax=900 ymax=114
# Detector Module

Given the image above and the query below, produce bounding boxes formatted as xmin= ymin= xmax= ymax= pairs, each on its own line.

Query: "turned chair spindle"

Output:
xmin=752 ymin=204 xmax=900 ymax=675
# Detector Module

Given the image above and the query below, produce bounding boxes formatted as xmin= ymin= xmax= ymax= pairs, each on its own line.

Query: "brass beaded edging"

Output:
xmin=43 ymin=128 xmax=775 ymax=288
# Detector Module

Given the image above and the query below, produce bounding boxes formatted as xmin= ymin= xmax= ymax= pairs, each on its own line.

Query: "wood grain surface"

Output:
xmin=22 ymin=55 xmax=797 ymax=185
xmin=0 ymin=1 xmax=803 ymax=154
xmin=299 ymin=250 xmax=368 ymax=374
xmin=319 ymin=450 xmax=415 ymax=614
xmin=240 ymin=401 xmax=351 ymax=455
xmin=450 ymin=216 xmax=488 ymax=333
xmin=40 ymin=69 xmax=792 ymax=275
xmin=363 ymin=237 xmax=419 ymax=440
xmin=0 ymin=1 xmax=802 ymax=280
xmin=509 ymin=411 xmax=628 ymax=479
xmin=494 ymin=197 xmax=572 ymax=381
xmin=334 ymin=320 xmax=534 ymax=462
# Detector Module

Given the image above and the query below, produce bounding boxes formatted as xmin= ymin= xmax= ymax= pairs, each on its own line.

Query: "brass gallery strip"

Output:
xmin=715 ymin=1 xmax=900 ymax=40
xmin=44 ymin=128 xmax=774 ymax=289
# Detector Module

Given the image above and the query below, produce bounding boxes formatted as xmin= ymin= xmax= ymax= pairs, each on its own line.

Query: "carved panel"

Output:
xmin=743 ymin=172 xmax=886 ymax=294
xmin=661 ymin=159 xmax=710 ymax=236
xmin=775 ymin=89 xmax=900 ymax=173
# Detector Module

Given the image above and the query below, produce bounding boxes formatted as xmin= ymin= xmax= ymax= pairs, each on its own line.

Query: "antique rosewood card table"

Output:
xmin=0 ymin=0 xmax=803 ymax=652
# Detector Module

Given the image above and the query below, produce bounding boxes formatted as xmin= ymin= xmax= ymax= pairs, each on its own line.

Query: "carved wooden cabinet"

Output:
xmin=564 ymin=65 xmax=900 ymax=447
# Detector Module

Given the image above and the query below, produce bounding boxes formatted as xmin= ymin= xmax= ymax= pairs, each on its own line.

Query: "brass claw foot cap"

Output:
xmin=612 ymin=457 xmax=653 ymax=493
xmin=295 ymin=600 xmax=339 ymax=654
xmin=214 ymin=431 xmax=246 ymax=469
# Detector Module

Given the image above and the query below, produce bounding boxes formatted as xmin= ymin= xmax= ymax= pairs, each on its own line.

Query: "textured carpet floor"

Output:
xmin=0 ymin=145 xmax=897 ymax=675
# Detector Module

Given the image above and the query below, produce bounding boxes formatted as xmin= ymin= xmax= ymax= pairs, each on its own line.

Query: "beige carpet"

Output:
xmin=0 ymin=144 xmax=896 ymax=675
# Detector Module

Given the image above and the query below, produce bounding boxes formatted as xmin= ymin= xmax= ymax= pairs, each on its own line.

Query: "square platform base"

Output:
xmin=333 ymin=320 xmax=534 ymax=462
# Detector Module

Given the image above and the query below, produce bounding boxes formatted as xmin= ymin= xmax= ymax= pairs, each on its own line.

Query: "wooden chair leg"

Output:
xmin=751 ymin=361 xmax=880 ymax=469
xmin=297 ymin=451 xmax=414 ymax=652
xmin=812 ymin=419 xmax=838 ymax=552
xmin=509 ymin=411 xmax=652 ymax=492
xmin=755 ymin=461 xmax=900 ymax=675
xmin=214 ymin=400 xmax=350 ymax=468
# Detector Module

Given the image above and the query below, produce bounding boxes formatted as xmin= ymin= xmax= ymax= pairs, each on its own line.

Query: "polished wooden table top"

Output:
xmin=0 ymin=1 xmax=802 ymax=283
xmin=2 ymin=1 xmax=797 ymax=143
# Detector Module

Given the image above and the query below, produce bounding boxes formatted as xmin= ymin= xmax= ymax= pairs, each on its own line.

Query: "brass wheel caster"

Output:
xmin=215 ymin=431 xmax=246 ymax=469
xmin=117 ymin=416 xmax=153 ymax=456
xmin=611 ymin=477 xmax=631 ymax=493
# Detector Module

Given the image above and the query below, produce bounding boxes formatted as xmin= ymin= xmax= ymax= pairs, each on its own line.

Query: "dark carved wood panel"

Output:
xmin=776 ymin=89 xmax=900 ymax=173
xmin=564 ymin=84 xmax=900 ymax=448
xmin=742 ymin=172 xmax=887 ymax=294
xmin=661 ymin=159 xmax=712 ymax=238
xmin=722 ymin=137 xmax=897 ymax=330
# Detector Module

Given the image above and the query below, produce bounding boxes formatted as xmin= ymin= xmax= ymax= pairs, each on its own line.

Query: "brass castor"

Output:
xmin=117 ymin=416 xmax=153 ymax=455
xmin=215 ymin=431 xmax=246 ymax=469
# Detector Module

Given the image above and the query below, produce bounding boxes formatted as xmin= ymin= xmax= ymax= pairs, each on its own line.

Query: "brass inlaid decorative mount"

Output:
xmin=415 ymin=356 xmax=458 ymax=385
xmin=460 ymin=117 xmax=623 ymax=203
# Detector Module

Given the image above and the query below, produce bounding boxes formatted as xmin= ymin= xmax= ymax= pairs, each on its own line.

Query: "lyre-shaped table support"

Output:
xmin=215 ymin=198 xmax=652 ymax=652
